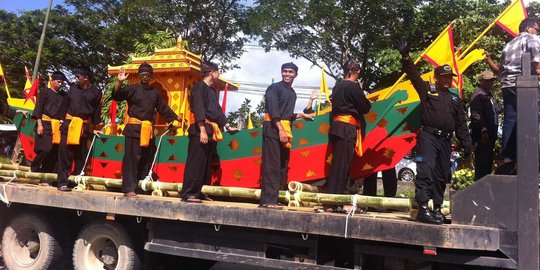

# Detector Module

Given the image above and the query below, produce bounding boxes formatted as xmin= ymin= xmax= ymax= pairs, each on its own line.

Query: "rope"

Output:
xmin=344 ymin=194 xmax=359 ymax=239
xmin=78 ymin=135 xmax=97 ymax=176
xmin=141 ymin=130 xmax=170 ymax=187
xmin=0 ymin=170 xmax=19 ymax=206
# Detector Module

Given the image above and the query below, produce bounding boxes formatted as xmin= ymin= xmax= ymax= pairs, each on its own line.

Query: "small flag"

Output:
xmin=496 ymin=0 xmax=528 ymax=37
xmin=221 ymin=83 xmax=228 ymax=113
xmin=24 ymin=75 xmax=39 ymax=104
xmin=247 ymin=110 xmax=254 ymax=129
xmin=47 ymin=74 xmax=52 ymax=89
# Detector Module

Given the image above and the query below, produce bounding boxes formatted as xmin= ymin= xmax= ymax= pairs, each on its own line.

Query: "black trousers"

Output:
xmin=472 ymin=130 xmax=497 ymax=180
xmin=56 ymin=134 xmax=89 ymax=187
xmin=414 ymin=131 xmax=451 ymax=205
xmin=363 ymin=168 xmax=398 ymax=197
xmin=181 ymin=136 xmax=216 ymax=200
xmin=31 ymin=130 xmax=58 ymax=173
xmin=327 ymin=134 xmax=356 ymax=194
xmin=122 ymin=137 xmax=154 ymax=193
xmin=260 ymin=136 xmax=290 ymax=205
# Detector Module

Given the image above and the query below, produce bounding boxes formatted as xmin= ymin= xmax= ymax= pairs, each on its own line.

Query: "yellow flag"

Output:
xmin=457 ymin=49 xmax=486 ymax=72
xmin=421 ymin=23 xmax=457 ymax=70
xmin=0 ymin=63 xmax=10 ymax=99
xmin=47 ymin=75 xmax=52 ymax=89
xmin=247 ymin=111 xmax=254 ymax=129
xmin=496 ymin=0 xmax=528 ymax=37
xmin=24 ymin=66 xmax=32 ymax=93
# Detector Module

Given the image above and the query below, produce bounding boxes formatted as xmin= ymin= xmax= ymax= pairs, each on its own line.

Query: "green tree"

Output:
xmin=226 ymin=98 xmax=265 ymax=129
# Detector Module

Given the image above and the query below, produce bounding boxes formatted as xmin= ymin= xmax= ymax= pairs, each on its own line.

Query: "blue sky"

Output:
xmin=0 ymin=0 xmax=64 ymax=13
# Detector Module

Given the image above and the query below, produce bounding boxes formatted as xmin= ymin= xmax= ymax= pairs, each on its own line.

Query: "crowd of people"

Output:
xmin=0 ymin=18 xmax=538 ymax=225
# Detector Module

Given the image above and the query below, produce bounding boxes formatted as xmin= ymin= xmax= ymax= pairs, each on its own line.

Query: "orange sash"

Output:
xmin=65 ymin=114 xmax=88 ymax=145
xmin=205 ymin=120 xmax=223 ymax=142
xmin=264 ymin=113 xmax=292 ymax=149
xmin=41 ymin=114 xmax=61 ymax=144
xmin=127 ymin=117 xmax=152 ymax=147
xmin=333 ymin=115 xmax=363 ymax=156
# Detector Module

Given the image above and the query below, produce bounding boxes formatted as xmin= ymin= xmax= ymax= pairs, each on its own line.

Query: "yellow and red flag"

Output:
xmin=421 ymin=23 xmax=463 ymax=96
xmin=496 ymin=0 xmax=528 ymax=37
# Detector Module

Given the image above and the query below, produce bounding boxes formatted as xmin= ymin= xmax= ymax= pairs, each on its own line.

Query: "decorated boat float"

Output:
xmin=7 ymin=38 xmax=484 ymax=189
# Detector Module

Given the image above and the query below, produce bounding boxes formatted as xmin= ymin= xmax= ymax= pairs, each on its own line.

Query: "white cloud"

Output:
xmin=221 ymin=45 xmax=336 ymax=114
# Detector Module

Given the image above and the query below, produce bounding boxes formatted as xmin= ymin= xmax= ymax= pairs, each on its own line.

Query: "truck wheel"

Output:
xmin=398 ymin=168 xmax=415 ymax=182
xmin=73 ymin=221 xmax=141 ymax=270
xmin=2 ymin=213 xmax=64 ymax=270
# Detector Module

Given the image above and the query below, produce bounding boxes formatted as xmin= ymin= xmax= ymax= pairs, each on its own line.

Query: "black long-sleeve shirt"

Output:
xmin=469 ymin=87 xmax=501 ymax=136
xmin=401 ymin=57 xmax=471 ymax=151
xmin=188 ymin=81 xmax=227 ymax=137
xmin=112 ymin=84 xmax=178 ymax=138
xmin=32 ymin=88 xmax=68 ymax=123
xmin=263 ymin=81 xmax=297 ymax=139
xmin=0 ymin=101 xmax=15 ymax=119
xmin=65 ymin=84 xmax=102 ymax=125
xmin=329 ymin=80 xmax=371 ymax=139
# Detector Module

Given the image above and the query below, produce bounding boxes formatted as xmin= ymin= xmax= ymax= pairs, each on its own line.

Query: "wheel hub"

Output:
xmin=13 ymin=227 xmax=40 ymax=266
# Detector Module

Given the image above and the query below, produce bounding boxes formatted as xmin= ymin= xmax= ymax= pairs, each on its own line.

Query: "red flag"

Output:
xmin=221 ymin=83 xmax=228 ymax=113
xmin=109 ymin=100 xmax=117 ymax=126
xmin=496 ymin=0 xmax=528 ymax=37
xmin=24 ymin=75 xmax=39 ymax=104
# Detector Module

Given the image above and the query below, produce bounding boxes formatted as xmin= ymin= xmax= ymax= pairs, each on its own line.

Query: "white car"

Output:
xmin=395 ymin=157 xmax=417 ymax=182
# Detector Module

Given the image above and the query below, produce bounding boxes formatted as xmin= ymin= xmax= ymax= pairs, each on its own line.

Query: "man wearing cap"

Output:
xmin=259 ymin=62 xmax=314 ymax=209
xmin=56 ymin=67 xmax=102 ymax=191
xmin=324 ymin=59 xmax=371 ymax=213
xmin=181 ymin=62 xmax=238 ymax=203
xmin=397 ymin=41 xmax=471 ymax=224
xmin=470 ymin=71 xmax=502 ymax=180
xmin=31 ymin=71 xmax=69 ymax=173
xmin=498 ymin=18 xmax=540 ymax=167
xmin=114 ymin=62 xmax=181 ymax=197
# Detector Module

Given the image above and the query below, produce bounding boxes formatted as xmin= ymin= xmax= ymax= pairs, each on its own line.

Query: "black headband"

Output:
xmin=281 ymin=62 xmax=298 ymax=72
xmin=51 ymin=71 xmax=67 ymax=81
xmin=138 ymin=62 xmax=153 ymax=74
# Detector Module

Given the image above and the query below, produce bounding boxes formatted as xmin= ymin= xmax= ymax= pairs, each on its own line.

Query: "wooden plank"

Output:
xmin=1 ymin=183 xmax=500 ymax=251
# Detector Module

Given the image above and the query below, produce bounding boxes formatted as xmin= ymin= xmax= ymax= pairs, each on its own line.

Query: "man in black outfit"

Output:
xmin=397 ymin=41 xmax=472 ymax=224
xmin=56 ymin=68 xmax=102 ymax=191
xmin=469 ymin=71 xmax=501 ymax=180
xmin=31 ymin=71 xmax=69 ymax=173
xmin=181 ymin=63 xmax=238 ymax=203
xmin=113 ymin=63 xmax=181 ymax=197
xmin=260 ymin=62 xmax=313 ymax=209
xmin=325 ymin=59 xmax=371 ymax=212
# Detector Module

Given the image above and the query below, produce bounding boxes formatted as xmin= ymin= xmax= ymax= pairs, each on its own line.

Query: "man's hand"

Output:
xmin=278 ymin=129 xmax=289 ymax=143
xmin=309 ymin=89 xmax=318 ymax=100
xmin=227 ymin=126 xmax=239 ymax=133
xmin=16 ymin=110 xmax=28 ymax=117
xmin=93 ymin=130 xmax=103 ymax=137
xmin=37 ymin=124 xmax=44 ymax=135
xmin=396 ymin=40 xmax=410 ymax=57
xmin=302 ymin=113 xmax=315 ymax=120
xmin=200 ymin=132 xmax=208 ymax=144
xmin=117 ymin=68 xmax=129 ymax=82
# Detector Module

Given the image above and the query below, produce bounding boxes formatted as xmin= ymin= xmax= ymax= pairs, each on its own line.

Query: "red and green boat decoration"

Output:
xmin=9 ymin=38 xmax=485 ymax=189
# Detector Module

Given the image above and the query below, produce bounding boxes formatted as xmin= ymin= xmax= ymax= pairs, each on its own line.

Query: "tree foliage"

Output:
xmin=0 ymin=0 xmax=247 ymax=97
xmin=226 ymin=98 xmax=265 ymax=129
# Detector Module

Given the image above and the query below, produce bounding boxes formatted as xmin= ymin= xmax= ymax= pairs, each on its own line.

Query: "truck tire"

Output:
xmin=2 ymin=213 xmax=64 ymax=270
xmin=73 ymin=221 xmax=141 ymax=270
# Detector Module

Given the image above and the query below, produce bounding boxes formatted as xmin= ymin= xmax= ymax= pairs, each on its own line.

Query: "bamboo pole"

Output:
xmin=0 ymin=164 xmax=30 ymax=171
xmin=287 ymin=181 xmax=320 ymax=193
xmin=0 ymin=169 xmax=449 ymax=213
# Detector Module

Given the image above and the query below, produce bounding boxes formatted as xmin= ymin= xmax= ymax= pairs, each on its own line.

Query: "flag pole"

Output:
xmin=459 ymin=0 xmax=520 ymax=59
xmin=32 ymin=0 xmax=53 ymax=82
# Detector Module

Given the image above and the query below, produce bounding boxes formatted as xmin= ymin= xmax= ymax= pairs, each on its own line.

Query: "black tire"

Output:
xmin=398 ymin=168 xmax=415 ymax=182
xmin=72 ymin=221 xmax=141 ymax=270
xmin=2 ymin=213 xmax=65 ymax=270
